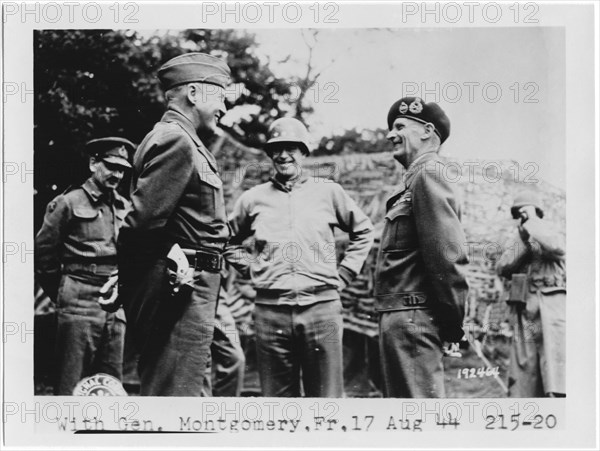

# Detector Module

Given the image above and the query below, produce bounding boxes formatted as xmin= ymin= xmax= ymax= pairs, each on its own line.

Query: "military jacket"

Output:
xmin=228 ymin=176 xmax=374 ymax=305
xmin=496 ymin=220 xmax=566 ymax=296
xmin=35 ymin=177 xmax=130 ymax=301
xmin=124 ymin=107 xmax=230 ymax=251
xmin=374 ymin=152 xmax=469 ymax=341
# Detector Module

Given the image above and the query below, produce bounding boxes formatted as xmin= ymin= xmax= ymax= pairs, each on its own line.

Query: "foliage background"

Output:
xmin=34 ymin=29 xmax=566 ymax=397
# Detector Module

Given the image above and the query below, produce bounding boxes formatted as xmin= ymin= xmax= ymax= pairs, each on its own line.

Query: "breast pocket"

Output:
xmin=72 ymin=207 xmax=104 ymax=240
xmin=197 ymin=167 xmax=226 ymax=220
xmin=380 ymin=202 xmax=418 ymax=252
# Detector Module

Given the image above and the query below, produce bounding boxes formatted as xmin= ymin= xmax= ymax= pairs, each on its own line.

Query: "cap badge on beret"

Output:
xmin=387 ymin=96 xmax=451 ymax=144
xmin=409 ymin=98 xmax=423 ymax=114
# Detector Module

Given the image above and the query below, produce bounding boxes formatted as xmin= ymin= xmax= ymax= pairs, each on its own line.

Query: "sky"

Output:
xmin=251 ymin=27 xmax=565 ymax=189
xmin=139 ymin=27 xmax=565 ymax=189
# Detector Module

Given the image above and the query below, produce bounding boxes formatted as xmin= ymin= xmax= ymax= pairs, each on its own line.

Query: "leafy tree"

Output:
xmin=34 ymin=29 xmax=292 ymax=229
xmin=313 ymin=127 xmax=391 ymax=156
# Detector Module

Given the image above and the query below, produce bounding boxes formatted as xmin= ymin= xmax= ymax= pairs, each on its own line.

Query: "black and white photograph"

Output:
xmin=2 ymin=1 xmax=598 ymax=449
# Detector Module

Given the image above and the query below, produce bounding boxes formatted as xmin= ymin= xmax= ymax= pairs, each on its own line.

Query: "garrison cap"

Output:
xmin=387 ymin=97 xmax=451 ymax=144
xmin=158 ymin=52 xmax=231 ymax=91
xmin=85 ymin=137 xmax=134 ymax=169
xmin=511 ymin=190 xmax=544 ymax=219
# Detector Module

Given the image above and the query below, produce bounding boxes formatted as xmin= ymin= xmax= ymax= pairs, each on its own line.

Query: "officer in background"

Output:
xmin=228 ymin=117 xmax=374 ymax=397
xmin=119 ymin=52 xmax=232 ymax=396
xmin=35 ymin=137 xmax=134 ymax=395
xmin=497 ymin=190 xmax=566 ymax=397
xmin=374 ymin=97 xmax=469 ymax=398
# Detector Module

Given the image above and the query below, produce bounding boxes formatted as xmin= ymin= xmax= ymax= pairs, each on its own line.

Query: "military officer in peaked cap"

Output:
xmin=119 ymin=52 xmax=233 ymax=396
xmin=35 ymin=137 xmax=134 ymax=395
xmin=374 ymin=97 xmax=469 ymax=398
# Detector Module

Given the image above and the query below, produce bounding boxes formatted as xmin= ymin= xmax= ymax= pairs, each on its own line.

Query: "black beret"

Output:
xmin=158 ymin=52 xmax=231 ymax=91
xmin=387 ymin=97 xmax=451 ymax=144
xmin=85 ymin=137 xmax=135 ymax=168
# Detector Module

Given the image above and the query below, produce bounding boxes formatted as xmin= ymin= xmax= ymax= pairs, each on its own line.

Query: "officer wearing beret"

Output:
xmin=119 ymin=52 xmax=232 ymax=396
xmin=374 ymin=97 xmax=469 ymax=398
xmin=35 ymin=137 xmax=134 ymax=395
xmin=497 ymin=190 xmax=566 ymax=397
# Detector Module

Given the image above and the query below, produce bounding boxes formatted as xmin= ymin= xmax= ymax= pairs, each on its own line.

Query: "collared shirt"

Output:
xmin=402 ymin=150 xmax=438 ymax=184
xmin=124 ymin=107 xmax=230 ymax=250
xmin=228 ymin=176 xmax=374 ymax=306
xmin=35 ymin=177 xmax=130 ymax=300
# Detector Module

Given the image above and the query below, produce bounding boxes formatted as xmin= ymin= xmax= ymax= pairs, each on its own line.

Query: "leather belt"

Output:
xmin=181 ymin=248 xmax=223 ymax=273
xmin=375 ymin=292 xmax=429 ymax=312
xmin=63 ymin=262 xmax=118 ymax=277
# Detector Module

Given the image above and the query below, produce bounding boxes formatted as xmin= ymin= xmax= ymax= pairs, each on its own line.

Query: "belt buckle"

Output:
xmin=203 ymin=252 xmax=213 ymax=271
xmin=208 ymin=253 xmax=222 ymax=272
xmin=194 ymin=250 xmax=222 ymax=273
xmin=403 ymin=294 xmax=422 ymax=306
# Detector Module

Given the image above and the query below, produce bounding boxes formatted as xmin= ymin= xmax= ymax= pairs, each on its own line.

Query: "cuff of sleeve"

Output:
xmin=338 ymin=265 xmax=357 ymax=286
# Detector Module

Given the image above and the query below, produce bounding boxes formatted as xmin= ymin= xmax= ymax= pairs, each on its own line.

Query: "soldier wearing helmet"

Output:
xmin=497 ymin=189 xmax=566 ymax=397
xmin=228 ymin=117 xmax=374 ymax=397
xmin=263 ymin=117 xmax=311 ymax=185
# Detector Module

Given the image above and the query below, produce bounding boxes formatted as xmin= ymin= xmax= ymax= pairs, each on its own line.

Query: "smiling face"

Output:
xmin=90 ymin=158 xmax=126 ymax=192
xmin=267 ymin=143 xmax=306 ymax=182
xmin=189 ymin=83 xmax=227 ymax=135
xmin=386 ymin=117 xmax=429 ymax=168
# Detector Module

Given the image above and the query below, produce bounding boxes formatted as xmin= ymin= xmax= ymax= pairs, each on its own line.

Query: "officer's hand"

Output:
xmin=338 ymin=279 xmax=348 ymax=292
xmin=445 ymin=342 xmax=462 ymax=358
xmin=99 ymin=275 xmax=120 ymax=312
xmin=442 ymin=342 xmax=462 ymax=357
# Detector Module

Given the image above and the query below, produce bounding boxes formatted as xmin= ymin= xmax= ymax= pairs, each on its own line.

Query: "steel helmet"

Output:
xmin=266 ymin=117 xmax=310 ymax=155
xmin=511 ymin=190 xmax=544 ymax=219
